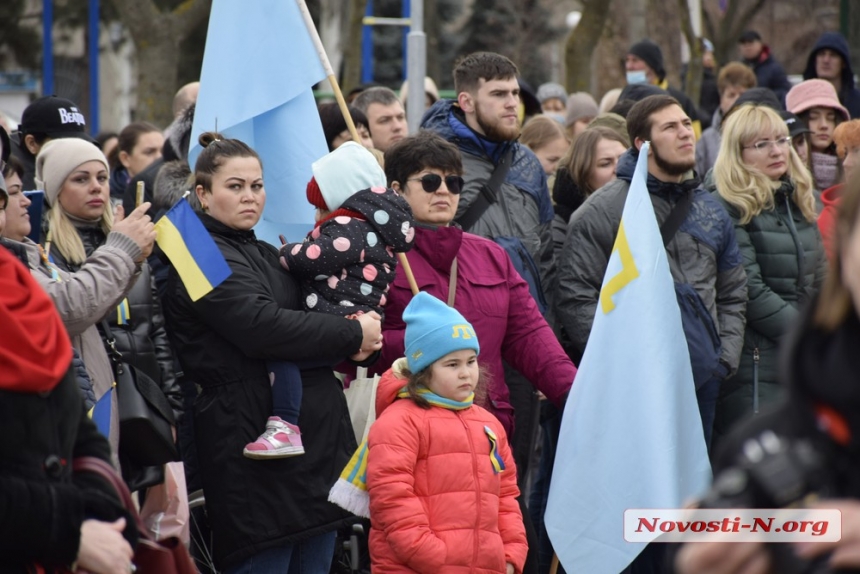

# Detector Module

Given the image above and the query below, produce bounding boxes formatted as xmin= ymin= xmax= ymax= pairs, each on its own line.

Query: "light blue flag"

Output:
xmin=545 ymin=142 xmax=712 ymax=573
xmin=188 ymin=0 xmax=327 ymax=245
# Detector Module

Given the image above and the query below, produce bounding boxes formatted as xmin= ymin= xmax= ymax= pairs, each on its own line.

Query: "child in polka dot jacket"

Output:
xmin=243 ymin=142 xmax=415 ymax=459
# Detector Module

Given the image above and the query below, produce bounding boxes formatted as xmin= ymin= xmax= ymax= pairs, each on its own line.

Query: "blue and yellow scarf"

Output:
xmin=328 ymin=386 xmax=505 ymax=518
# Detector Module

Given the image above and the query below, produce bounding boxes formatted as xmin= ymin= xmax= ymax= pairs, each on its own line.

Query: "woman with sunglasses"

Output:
xmin=378 ymin=129 xmax=575 ymax=458
xmin=711 ymin=104 xmax=827 ymax=447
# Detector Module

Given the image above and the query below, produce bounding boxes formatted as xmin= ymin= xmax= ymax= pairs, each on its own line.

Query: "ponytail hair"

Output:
xmin=194 ymin=131 xmax=262 ymax=192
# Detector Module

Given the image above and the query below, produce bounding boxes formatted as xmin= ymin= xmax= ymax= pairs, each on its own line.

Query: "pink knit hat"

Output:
xmin=786 ymin=79 xmax=850 ymax=121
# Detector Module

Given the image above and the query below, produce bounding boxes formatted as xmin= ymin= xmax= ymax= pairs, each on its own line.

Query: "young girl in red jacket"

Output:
xmin=330 ymin=292 xmax=528 ymax=573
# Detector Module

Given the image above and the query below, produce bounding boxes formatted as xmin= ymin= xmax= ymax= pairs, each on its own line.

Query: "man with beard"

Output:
xmin=555 ymin=95 xmax=747 ymax=462
xmin=420 ymin=52 xmax=554 ymax=289
xmin=419 ymin=52 xmax=556 ymax=574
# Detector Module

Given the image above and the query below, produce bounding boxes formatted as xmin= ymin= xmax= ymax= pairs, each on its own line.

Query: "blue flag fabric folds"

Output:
xmin=89 ymin=387 xmax=112 ymax=438
xmin=155 ymin=197 xmax=232 ymax=301
xmin=545 ymin=143 xmax=711 ymax=573
xmin=188 ymin=0 xmax=328 ymax=244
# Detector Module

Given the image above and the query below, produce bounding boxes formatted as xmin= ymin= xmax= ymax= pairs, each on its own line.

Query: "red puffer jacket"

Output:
xmin=367 ymin=366 xmax=528 ymax=573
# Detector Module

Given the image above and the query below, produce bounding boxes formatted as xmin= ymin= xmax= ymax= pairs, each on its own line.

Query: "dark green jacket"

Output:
xmin=713 ymin=182 xmax=826 ymax=442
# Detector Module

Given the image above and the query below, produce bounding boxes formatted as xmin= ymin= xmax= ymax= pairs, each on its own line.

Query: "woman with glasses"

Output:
xmin=377 ymin=129 xmax=575 ymax=454
xmin=711 ymin=104 xmax=827 ymax=446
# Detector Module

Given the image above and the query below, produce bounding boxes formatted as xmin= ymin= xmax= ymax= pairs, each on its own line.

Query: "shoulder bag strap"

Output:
xmin=457 ymin=145 xmax=515 ymax=232
xmin=447 ymin=258 xmax=458 ymax=307
xmin=660 ymin=189 xmax=694 ymax=247
xmin=97 ymin=318 xmax=125 ymax=377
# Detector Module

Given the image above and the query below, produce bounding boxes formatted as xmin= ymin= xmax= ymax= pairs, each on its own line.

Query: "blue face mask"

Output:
xmin=626 ymin=70 xmax=648 ymax=85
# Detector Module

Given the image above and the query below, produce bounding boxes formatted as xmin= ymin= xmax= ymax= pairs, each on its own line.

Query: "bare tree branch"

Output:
xmin=565 ymin=0 xmax=614 ymax=93
xmin=676 ymin=0 xmax=702 ymax=105
xmin=342 ymin=0 xmax=367 ymax=93
xmin=171 ymin=0 xmax=212 ymax=39
xmin=105 ymin=0 xmax=212 ymax=126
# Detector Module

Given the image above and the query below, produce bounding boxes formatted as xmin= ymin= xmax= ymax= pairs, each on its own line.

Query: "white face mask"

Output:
xmin=626 ymin=70 xmax=648 ymax=85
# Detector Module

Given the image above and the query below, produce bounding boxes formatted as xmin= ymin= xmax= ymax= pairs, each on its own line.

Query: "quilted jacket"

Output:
xmin=367 ymin=367 xmax=528 ymax=573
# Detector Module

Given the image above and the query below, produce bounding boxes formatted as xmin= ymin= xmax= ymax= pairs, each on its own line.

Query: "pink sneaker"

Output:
xmin=243 ymin=417 xmax=305 ymax=459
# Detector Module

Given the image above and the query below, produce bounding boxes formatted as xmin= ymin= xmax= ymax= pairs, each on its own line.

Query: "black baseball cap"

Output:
xmin=781 ymin=111 xmax=812 ymax=139
xmin=738 ymin=30 xmax=762 ymax=43
xmin=18 ymin=96 xmax=96 ymax=143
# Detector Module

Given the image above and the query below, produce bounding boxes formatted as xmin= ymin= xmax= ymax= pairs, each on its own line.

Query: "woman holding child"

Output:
xmin=163 ymin=132 xmax=383 ymax=573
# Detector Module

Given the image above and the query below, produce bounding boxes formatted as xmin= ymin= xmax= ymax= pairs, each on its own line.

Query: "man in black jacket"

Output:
xmin=738 ymin=30 xmax=793 ymax=105
xmin=625 ymin=40 xmax=704 ymax=139
xmin=803 ymin=31 xmax=860 ymax=120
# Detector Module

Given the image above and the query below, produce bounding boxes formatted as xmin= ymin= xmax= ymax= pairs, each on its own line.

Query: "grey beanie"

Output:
xmin=565 ymin=92 xmax=599 ymax=127
xmin=536 ymin=83 xmax=568 ymax=105
xmin=35 ymin=138 xmax=109 ymax=207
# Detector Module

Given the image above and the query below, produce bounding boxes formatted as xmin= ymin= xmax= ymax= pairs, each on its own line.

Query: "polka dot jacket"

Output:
xmin=281 ymin=187 xmax=415 ymax=316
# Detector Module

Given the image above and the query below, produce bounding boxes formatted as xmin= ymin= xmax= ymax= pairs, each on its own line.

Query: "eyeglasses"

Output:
xmin=743 ymin=137 xmax=792 ymax=152
xmin=406 ymin=173 xmax=465 ymax=195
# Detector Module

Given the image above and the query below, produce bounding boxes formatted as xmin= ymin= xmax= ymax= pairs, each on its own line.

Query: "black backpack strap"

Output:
xmin=660 ymin=190 xmax=694 ymax=247
xmin=457 ymin=145 xmax=515 ymax=232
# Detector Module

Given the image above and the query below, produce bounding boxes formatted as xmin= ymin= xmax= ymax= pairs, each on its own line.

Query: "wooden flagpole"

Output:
xmin=295 ymin=0 xmax=420 ymax=296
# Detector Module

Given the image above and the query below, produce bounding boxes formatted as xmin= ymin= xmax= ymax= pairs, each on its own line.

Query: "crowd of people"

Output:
xmin=2 ymin=26 xmax=860 ymax=574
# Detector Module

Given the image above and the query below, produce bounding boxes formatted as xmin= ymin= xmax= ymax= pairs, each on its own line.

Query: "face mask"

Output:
xmin=626 ymin=70 xmax=648 ymax=85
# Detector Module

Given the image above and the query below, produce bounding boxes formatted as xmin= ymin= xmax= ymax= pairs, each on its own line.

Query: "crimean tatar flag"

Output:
xmin=188 ymin=0 xmax=328 ymax=245
xmin=155 ymin=198 xmax=231 ymax=301
xmin=545 ymin=142 xmax=711 ymax=573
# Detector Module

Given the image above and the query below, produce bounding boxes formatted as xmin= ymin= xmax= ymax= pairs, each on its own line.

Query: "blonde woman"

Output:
xmin=712 ymin=104 xmax=827 ymax=445
xmin=30 ymin=138 xmax=156 ymax=455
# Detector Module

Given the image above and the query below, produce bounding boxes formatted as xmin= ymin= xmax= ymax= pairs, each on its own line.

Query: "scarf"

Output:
xmin=811 ymin=151 xmax=840 ymax=191
xmin=0 ymin=246 xmax=72 ymax=392
xmin=328 ymin=385 xmax=505 ymax=518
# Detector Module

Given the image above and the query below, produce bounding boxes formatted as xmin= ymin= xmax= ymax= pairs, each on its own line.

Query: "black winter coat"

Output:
xmin=742 ymin=46 xmax=793 ymax=105
xmin=0 ymin=368 xmax=136 ymax=573
xmin=163 ymin=214 xmax=363 ymax=569
xmin=284 ymin=187 xmax=414 ymax=316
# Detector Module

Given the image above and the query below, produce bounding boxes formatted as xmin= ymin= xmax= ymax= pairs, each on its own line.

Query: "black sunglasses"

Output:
xmin=407 ymin=173 xmax=465 ymax=195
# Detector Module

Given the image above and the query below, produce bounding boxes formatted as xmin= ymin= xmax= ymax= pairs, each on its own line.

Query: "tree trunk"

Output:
xmin=317 ymin=0 xmax=343 ymax=93
xmin=135 ymin=33 xmax=182 ymax=127
xmin=565 ymin=0 xmax=614 ymax=93
xmin=628 ymin=0 xmax=648 ymax=45
xmin=678 ymin=0 xmax=702 ymax=106
xmin=106 ymin=0 xmax=211 ymax=127
xmin=704 ymin=0 xmax=767 ymax=69
xmin=343 ymin=0 xmax=368 ymax=93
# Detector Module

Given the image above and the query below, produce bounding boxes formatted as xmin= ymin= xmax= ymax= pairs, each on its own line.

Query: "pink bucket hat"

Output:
xmin=786 ymin=79 xmax=850 ymax=121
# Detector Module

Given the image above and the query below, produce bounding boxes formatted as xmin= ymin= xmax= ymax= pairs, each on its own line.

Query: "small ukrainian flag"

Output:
xmin=155 ymin=198 xmax=232 ymax=301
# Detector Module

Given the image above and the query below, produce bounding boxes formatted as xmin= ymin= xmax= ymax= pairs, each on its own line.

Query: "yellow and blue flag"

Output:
xmin=187 ymin=0 xmax=327 ymax=245
xmin=155 ymin=198 xmax=232 ymax=301
xmin=545 ymin=143 xmax=711 ymax=573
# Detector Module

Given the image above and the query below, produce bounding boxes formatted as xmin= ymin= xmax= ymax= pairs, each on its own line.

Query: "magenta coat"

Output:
xmin=372 ymin=224 xmax=575 ymax=435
